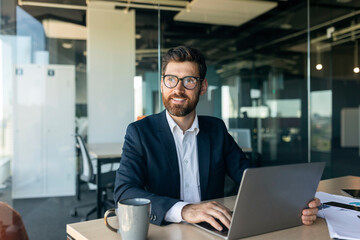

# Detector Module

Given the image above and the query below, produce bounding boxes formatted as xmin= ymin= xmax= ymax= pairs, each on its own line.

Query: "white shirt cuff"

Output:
xmin=164 ymin=201 xmax=190 ymax=223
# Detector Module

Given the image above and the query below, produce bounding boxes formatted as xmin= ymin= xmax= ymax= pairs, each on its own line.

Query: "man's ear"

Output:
xmin=200 ymin=78 xmax=208 ymax=96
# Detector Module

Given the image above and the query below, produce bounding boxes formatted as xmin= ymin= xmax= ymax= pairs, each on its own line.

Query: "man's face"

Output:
xmin=161 ymin=61 xmax=207 ymax=117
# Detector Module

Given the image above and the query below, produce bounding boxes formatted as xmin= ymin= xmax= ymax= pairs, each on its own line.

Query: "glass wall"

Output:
xmin=160 ymin=0 xmax=310 ymax=168
xmin=1 ymin=0 xmax=360 ymax=193
xmin=135 ymin=9 xmax=160 ymax=117
xmin=310 ymin=0 xmax=360 ymax=178
xmin=155 ymin=0 xmax=360 ymax=178
xmin=1 ymin=0 xmax=360 ymax=237
xmin=0 ymin=1 xmax=86 ymax=208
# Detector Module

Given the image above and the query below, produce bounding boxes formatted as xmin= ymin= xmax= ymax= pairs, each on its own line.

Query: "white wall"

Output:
xmin=87 ymin=3 xmax=135 ymax=143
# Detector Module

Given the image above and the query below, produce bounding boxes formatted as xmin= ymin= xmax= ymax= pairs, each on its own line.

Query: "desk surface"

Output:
xmin=67 ymin=175 xmax=360 ymax=240
xmin=87 ymin=143 xmax=123 ymax=159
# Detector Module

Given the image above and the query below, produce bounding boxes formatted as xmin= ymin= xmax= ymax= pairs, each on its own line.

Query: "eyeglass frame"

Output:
xmin=162 ymin=74 xmax=204 ymax=90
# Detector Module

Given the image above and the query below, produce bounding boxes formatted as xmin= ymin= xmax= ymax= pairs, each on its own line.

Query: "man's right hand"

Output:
xmin=181 ymin=201 xmax=232 ymax=231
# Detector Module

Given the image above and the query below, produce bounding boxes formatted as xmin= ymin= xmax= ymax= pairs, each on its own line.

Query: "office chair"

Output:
xmin=70 ymin=134 xmax=118 ymax=221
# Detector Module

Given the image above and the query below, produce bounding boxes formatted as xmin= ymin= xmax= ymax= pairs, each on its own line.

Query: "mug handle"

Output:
xmin=104 ymin=208 xmax=118 ymax=233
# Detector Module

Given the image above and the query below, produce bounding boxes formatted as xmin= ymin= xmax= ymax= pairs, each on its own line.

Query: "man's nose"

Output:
xmin=173 ymin=80 xmax=186 ymax=92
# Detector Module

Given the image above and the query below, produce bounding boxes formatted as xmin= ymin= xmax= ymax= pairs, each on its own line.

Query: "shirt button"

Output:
xmin=184 ymin=159 xmax=188 ymax=164
xmin=185 ymin=183 xmax=189 ymax=188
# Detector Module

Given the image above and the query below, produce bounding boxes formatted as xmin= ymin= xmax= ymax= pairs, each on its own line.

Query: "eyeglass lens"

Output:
xmin=164 ymin=75 xmax=198 ymax=89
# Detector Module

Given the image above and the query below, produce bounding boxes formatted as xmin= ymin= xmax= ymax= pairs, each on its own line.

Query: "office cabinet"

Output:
xmin=12 ymin=64 xmax=75 ymax=199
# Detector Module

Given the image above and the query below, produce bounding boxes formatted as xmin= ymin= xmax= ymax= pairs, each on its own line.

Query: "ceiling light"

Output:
xmin=124 ymin=0 xmax=131 ymax=13
xmin=135 ymin=34 xmax=141 ymax=39
xmin=186 ymin=2 xmax=191 ymax=12
xmin=316 ymin=45 xmax=322 ymax=71
xmin=62 ymin=42 xmax=73 ymax=49
xmin=280 ymin=23 xmax=292 ymax=30
xmin=354 ymin=40 xmax=359 ymax=73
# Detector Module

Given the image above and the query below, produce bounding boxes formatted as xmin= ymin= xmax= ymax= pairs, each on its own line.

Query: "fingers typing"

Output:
xmin=181 ymin=201 xmax=232 ymax=231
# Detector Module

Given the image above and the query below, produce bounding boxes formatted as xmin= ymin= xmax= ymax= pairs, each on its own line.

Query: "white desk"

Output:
xmin=87 ymin=143 xmax=123 ymax=159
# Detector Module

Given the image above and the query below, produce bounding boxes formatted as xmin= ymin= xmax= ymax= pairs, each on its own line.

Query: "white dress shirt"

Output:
xmin=164 ymin=111 xmax=201 ymax=222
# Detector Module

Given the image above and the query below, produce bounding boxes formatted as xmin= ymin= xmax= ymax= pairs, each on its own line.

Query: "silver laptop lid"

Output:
xmin=227 ymin=162 xmax=325 ymax=240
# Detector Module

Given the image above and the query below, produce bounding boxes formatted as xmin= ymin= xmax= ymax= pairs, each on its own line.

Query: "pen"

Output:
xmin=318 ymin=203 xmax=330 ymax=210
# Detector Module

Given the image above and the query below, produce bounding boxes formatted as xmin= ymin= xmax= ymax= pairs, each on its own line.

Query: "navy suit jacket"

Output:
xmin=114 ymin=110 xmax=250 ymax=225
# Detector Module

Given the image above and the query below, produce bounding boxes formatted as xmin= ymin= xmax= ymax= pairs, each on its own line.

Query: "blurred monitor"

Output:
xmin=228 ymin=128 xmax=251 ymax=149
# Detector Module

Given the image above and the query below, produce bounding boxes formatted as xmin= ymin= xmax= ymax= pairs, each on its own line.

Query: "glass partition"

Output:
xmin=1 ymin=0 xmax=360 ymax=237
xmin=1 ymin=0 xmax=359 ymax=193
xmin=160 ymin=0 xmax=310 ymax=167
xmin=310 ymin=0 xmax=360 ymax=178
xmin=135 ymin=9 xmax=160 ymax=117
xmin=1 ymin=2 xmax=85 ymax=203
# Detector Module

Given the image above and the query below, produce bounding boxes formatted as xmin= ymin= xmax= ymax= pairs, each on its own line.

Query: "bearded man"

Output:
xmin=114 ymin=46 xmax=320 ymax=230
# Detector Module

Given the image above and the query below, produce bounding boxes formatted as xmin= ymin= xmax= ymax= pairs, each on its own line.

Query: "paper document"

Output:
xmin=316 ymin=192 xmax=360 ymax=240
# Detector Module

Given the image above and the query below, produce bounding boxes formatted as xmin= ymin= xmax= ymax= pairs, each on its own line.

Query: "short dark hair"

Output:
xmin=161 ymin=46 xmax=207 ymax=79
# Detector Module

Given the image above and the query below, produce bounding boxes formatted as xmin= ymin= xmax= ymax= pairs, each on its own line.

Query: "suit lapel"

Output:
xmin=197 ymin=117 xmax=211 ymax=200
xmin=158 ymin=111 xmax=180 ymax=197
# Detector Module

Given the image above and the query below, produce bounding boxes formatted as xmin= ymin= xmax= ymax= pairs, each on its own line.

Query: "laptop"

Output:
xmin=194 ymin=162 xmax=325 ymax=240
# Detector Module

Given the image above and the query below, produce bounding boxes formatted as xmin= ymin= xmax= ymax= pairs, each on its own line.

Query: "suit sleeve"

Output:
xmin=113 ymin=123 xmax=179 ymax=226
xmin=221 ymin=122 xmax=252 ymax=183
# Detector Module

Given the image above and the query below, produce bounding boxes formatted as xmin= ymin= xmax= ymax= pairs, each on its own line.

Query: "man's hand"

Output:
xmin=302 ymin=198 xmax=320 ymax=225
xmin=181 ymin=201 xmax=232 ymax=231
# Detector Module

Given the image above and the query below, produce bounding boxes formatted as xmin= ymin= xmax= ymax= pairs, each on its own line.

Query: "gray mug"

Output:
xmin=104 ymin=198 xmax=151 ymax=240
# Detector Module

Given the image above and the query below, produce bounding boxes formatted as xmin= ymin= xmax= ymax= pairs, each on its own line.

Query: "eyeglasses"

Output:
xmin=162 ymin=75 xmax=203 ymax=90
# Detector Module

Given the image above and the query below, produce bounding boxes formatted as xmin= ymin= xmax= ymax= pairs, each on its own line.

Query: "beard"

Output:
xmin=162 ymin=91 xmax=200 ymax=117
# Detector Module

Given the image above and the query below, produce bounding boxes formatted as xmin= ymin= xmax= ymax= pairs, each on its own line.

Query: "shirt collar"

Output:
xmin=166 ymin=110 xmax=200 ymax=135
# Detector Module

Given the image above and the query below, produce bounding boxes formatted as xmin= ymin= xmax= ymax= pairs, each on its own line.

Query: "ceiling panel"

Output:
xmin=174 ymin=0 xmax=277 ymax=26
xmin=42 ymin=19 xmax=87 ymax=39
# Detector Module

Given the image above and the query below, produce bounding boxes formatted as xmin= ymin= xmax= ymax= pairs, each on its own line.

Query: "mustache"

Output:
xmin=169 ymin=93 xmax=189 ymax=99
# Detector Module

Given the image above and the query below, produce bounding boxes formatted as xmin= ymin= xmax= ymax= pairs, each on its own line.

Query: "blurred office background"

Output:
xmin=1 ymin=0 xmax=360 ymax=239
